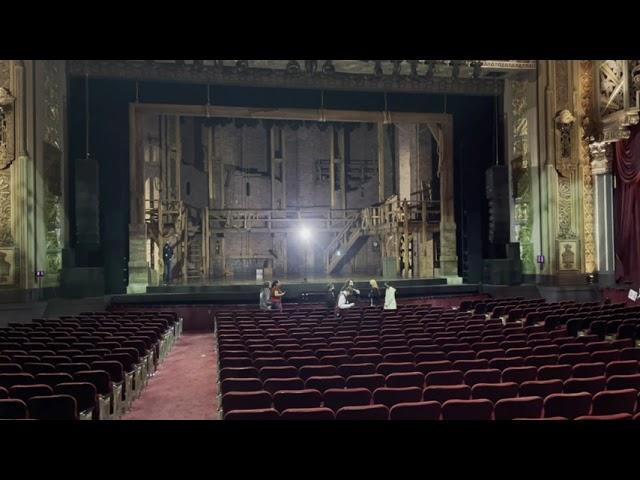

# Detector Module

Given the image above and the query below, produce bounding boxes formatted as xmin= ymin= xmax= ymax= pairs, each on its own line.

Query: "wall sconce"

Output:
xmin=235 ymin=60 xmax=249 ymax=73
xmin=374 ymin=61 xmax=383 ymax=77
xmin=470 ymin=60 xmax=483 ymax=79
xmin=286 ymin=60 xmax=301 ymax=74
xmin=555 ymin=109 xmax=576 ymax=158
xmin=322 ymin=60 xmax=335 ymax=74
xmin=391 ymin=60 xmax=403 ymax=76
xmin=0 ymin=87 xmax=15 ymax=113
xmin=450 ymin=60 xmax=464 ymax=79
xmin=409 ymin=61 xmax=419 ymax=79
xmin=424 ymin=61 xmax=436 ymax=79
xmin=304 ymin=60 xmax=318 ymax=74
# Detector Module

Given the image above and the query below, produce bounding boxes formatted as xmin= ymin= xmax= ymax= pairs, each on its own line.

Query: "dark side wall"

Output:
xmin=68 ymin=79 xmax=498 ymax=293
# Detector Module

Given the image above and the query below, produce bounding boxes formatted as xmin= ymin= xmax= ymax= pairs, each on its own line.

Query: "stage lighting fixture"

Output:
xmin=299 ymin=226 xmax=312 ymax=241
xmin=336 ymin=250 xmax=342 ymax=256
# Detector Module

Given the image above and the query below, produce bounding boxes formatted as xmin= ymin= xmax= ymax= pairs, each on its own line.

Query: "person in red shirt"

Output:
xmin=270 ymin=280 xmax=286 ymax=312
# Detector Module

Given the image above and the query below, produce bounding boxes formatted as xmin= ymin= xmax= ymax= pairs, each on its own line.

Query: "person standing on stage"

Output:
xmin=270 ymin=280 xmax=286 ymax=312
xmin=163 ymin=242 xmax=174 ymax=285
xmin=259 ymin=281 xmax=272 ymax=310
xmin=368 ymin=279 xmax=381 ymax=307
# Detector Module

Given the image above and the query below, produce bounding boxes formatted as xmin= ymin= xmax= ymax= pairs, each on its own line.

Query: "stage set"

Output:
xmin=125 ymin=102 xmax=467 ymax=304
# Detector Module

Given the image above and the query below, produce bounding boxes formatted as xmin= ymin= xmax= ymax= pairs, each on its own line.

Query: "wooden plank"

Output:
xmin=134 ymin=103 xmax=452 ymax=125
xmin=377 ymin=122 xmax=385 ymax=203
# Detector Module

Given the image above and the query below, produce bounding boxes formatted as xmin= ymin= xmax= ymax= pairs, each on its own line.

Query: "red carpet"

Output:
xmin=123 ymin=333 xmax=219 ymax=420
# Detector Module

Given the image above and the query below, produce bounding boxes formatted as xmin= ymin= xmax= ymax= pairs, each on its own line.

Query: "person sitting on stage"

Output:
xmin=326 ymin=283 xmax=337 ymax=310
xmin=259 ymin=281 xmax=272 ymax=311
xmin=337 ymin=288 xmax=356 ymax=312
xmin=368 ymin=279 xmax=381 ymax=307
xmin=270 ymin=280 xmax=285 ymax=312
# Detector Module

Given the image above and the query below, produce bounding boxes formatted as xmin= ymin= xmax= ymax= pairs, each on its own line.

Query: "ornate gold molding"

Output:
xmin=602 ymin=107 xmax=640 ymax=142
xmin=67 ymin=60 xmax=503 ymax=96
xmin=579 ymin=60 xmax=596 ymax=273
xmin=588 ymin=141 xmax=612 ymax=174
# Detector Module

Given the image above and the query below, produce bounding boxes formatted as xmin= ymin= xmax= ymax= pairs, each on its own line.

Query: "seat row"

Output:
xmin=0 ymin=312 xmax=182 ymax=420
xmin=222 ymin=388 xmax=640 ymax=420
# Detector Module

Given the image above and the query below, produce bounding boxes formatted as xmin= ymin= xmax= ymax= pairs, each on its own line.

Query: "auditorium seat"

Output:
xmin=537 ymin=364 xmax=572 ymax=381
xmin=463 ymin=369 xmax=501 ymax=387
xmin=605 ymin=360 xmax=638 ymax=377
xmin=336 ymin=404 xmax=389 ymax=420
xmin=304 ymin=376 xmax=345 ymax=393
xmin=563 ymin=376 xmax=607 ymax=395
xmin=0 ymin=399 xmax=28 ymax=419
xmin=453 ymin=359 xmax=489 ymax=372
xmin=323 ymin=388 xmax=371 ymax=412
xmin=0 ymin=373 xmax=34 ymax=389
xmin=591 ymin=389 xmax=638 ymax=415
xmin=224 ymin=408 xmax=280 ymax=420
xmin=386 ymin=372 xmax=424 ymax=389
xmin=221 ymin=391 xmax=272 ymax=413
xmin=372 ymin=387 xmax=422 ymax=408
xmin=27 ymin=395 xmax=77 ymax=420
xmin=442 ymin=399 xmax=493 ymax=420
xmin=272 ymin=389 xmax=322 ymax=412
xmin=0 ymin=364 xmax=23 ymax=374
xmin=222 ymin=378 xmax=263 ymax=394
xmin=423 ymin=385 xmax=471 ymax=403
xmin=299 ymin=365 xmax=338 ymax=381
xmin=575 ymin=413 xmax=633 ymax=420
xmin=501 ymin=366 xmax=537 ymax=384
xmin=73 ymin=370 xmax=113 ymax=420
xmin=345 ymin=374 xmax=386 ymax=392
xmin=280 ymin=407 xmax=335 ymax=420
xmin=389 ymin=401 xmax=441 ymax=420
xmin=519 ymin=380 xmax=563 ymax=398
xmin=471 ymin=382 xmax=519 ymax=404
xmin=543 ymin=392 xmax=592 ymax=419
xmin=571 ymin=362 xmax=606 ymax=378
xmin=494 ymin=396 xmax=543 ymax=420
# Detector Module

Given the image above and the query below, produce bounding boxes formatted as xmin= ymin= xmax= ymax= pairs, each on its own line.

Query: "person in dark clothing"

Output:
xmin=326 ymin=283 xmax=336 ymax=310
xmin=163 ymin=242 xmax=174 ymax=284
xmin=368 ymin=279 xmax=381 ymax=307
xmin=270 ymin=280 xmax=285 ymax=312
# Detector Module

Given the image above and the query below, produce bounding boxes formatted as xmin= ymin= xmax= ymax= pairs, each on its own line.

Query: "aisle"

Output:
xmin=123 ymin=332 xmax=219 ymax=420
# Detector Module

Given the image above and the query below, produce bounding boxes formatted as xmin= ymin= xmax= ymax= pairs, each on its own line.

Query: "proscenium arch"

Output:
xmin=128 ymin=102 xmax=458 ymax=278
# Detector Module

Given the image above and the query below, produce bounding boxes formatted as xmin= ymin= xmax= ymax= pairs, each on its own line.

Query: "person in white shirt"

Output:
xmin=337 ymin=288 xmax=356 ymax=310
xmin=259 ymin=281 xmax=272 ymax=310
xmin=383 ymin=283 xmax=397 ymax=310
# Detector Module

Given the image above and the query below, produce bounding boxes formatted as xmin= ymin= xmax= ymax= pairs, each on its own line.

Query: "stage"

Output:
xmin=112 ymin=276 xmax=481 ymax=306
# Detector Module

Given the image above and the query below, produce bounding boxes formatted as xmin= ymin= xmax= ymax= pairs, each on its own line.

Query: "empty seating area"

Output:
xmin=217 ymin=297 xmax=640 ymax=420
xmin=0 ymin=310 xmax=182 ymax=420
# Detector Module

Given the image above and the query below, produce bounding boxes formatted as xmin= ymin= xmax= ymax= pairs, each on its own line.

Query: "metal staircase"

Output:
xmin=187 ymin=230 xmax=203 ymax=280
xmin=325 ymin=212 xmax=368 ymax=274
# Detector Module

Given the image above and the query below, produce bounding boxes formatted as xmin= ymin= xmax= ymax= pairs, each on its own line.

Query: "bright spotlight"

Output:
xmin=299 ymin=226 xmax=312 ymax=241
xmin=336 ymin=250 xmax=341 ymax=256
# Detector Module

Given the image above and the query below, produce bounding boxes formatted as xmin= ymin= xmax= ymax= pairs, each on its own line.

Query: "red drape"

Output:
xmin=614 ymin=123 xmax=640 ymax=285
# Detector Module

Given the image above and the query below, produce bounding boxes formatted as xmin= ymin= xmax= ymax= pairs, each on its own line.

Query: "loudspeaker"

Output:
xmin=485 ymin=165 xmax=509 ymax=200
xmin=486 ymin=166 xmax=510 ymax=244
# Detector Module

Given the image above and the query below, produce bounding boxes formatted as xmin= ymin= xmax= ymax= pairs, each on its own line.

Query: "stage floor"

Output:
xmin=148 ymin=275 xmax=448 ymax=288
xmin=110 ymin=277 xmax=484 ymax=306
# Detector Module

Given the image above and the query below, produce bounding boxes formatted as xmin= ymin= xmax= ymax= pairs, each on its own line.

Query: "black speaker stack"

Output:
xmin=483 ymin=165 xmax=522 ymax=285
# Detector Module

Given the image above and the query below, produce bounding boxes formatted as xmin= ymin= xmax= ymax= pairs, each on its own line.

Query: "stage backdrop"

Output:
xmin=614 ymin=123 xmax=640 ymax=285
